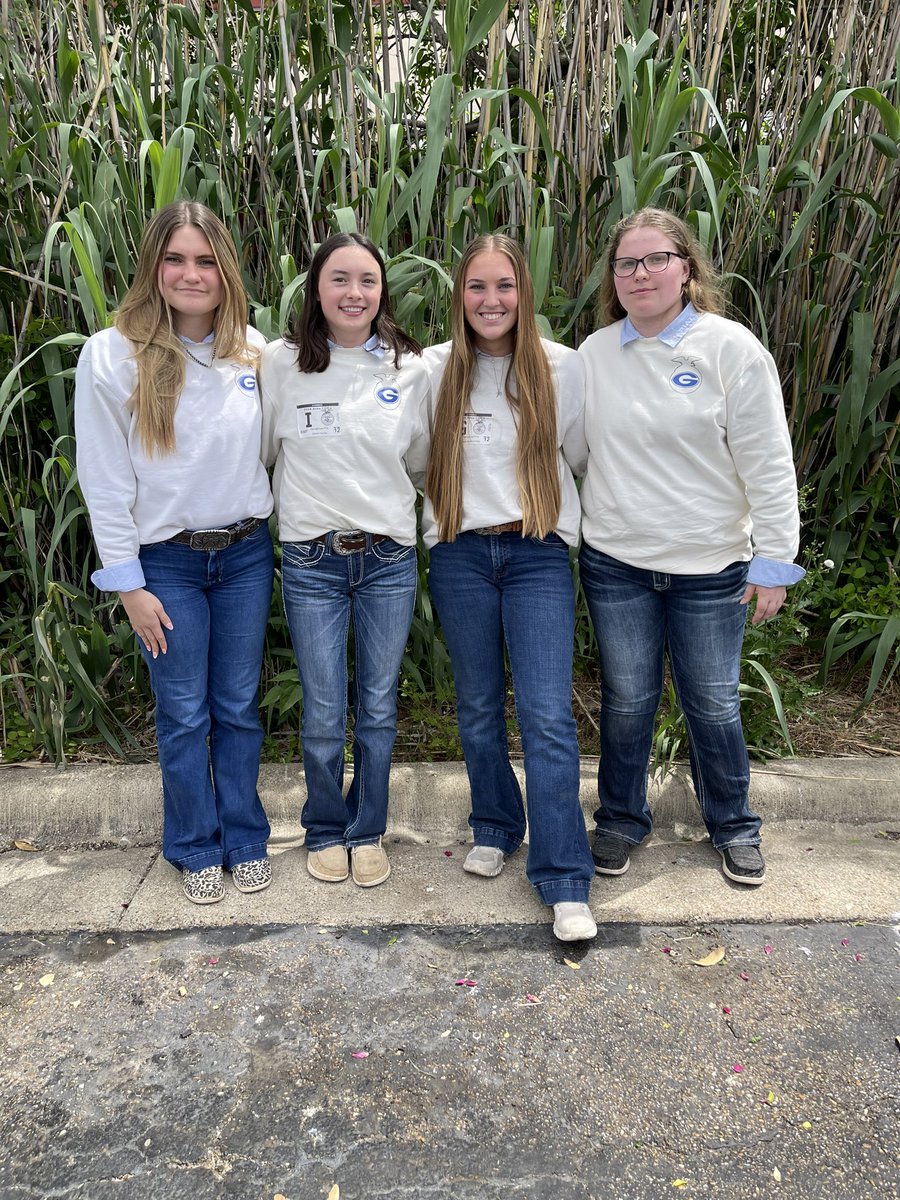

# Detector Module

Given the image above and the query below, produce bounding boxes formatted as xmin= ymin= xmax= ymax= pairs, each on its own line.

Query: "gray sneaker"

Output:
xmin=463 ymin=846 xmax=505 ymax=877
xmin=591 ymin=833 xmax=631 ymax=875
xmin=720 ymin=845 xmax=766 ymax=885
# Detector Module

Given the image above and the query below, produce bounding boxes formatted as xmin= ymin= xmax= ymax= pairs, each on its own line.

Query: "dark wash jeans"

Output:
xmin=578 ymin=545 xmax=762 ymax=850
xmin=429 ymin=531 xmax=595 ymax=906
xmin=139 ymin=523 xmax=273 ymax=871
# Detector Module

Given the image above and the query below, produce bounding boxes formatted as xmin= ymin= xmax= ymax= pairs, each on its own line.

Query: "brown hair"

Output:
xmin=426 ymin=235 xmax=561 ymax=542
xmin=286 ymin=232 xmax=421 ymax=372
xmin=115 ymin=201 xmax=254 ymax=456
xmin=597 ymin=207 xmax=728 ymax=326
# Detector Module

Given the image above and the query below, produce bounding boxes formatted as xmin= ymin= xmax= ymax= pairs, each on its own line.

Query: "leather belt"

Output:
xmin=313 ymin=530 xmax=389 ymax=555
xmin=167 ymin=517 xmax=264 ymax=551
xmin=473 ymin=520 xmax=523 ymax=535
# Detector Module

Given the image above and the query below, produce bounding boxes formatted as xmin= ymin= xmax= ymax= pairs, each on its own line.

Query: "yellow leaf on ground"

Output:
xmin=691 ymin=947 xmax=726 ymax=967
xmin=14 ymin=840 xmax=38 ymax=851
xmin=328 ymin=1187 xmax=340 ymax=1200
xmin=563 ymin=958 xmax=581 ymax=970
xmin=672 ymin=1181 xmax=688 ymax=1189
xmin=38 ymin=973 xmax=54 ymax=987
xmin=178 ymin=986 xmax=187 ymax=997
xmin=773 ymin=1166 xmax=782 ymax=1182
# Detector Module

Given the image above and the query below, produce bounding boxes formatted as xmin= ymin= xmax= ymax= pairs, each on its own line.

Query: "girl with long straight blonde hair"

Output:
xmin=75 ymin=201 xmax=275 ymax=906
xmin=424 ymin=234 xmax=597 ymax=943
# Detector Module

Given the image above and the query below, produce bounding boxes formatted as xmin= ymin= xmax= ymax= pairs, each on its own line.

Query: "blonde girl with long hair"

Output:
xmin=75 ymin=201 xmax=275 ymax=905
xmin=579 ymin=207 xmax=804 ymax=887
xmin=424 ymin=234 xmax=597 ymax=942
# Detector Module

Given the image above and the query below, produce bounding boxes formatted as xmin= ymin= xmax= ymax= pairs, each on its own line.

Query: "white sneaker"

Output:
xmin=553 ymin=902 xmax=597 ymax=941
xmin=463 ymin=846 xmax=505 ymax=877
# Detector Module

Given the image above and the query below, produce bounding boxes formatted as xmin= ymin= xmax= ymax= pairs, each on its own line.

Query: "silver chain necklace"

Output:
xmin=183 ymin=341 xmax=215 ymax=369
xmin=482 ymin=354 xmax=508 ymax=399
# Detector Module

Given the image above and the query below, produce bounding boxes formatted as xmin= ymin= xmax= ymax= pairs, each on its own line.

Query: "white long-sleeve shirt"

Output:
xmin=259 ymin=340 xmax=431 ymax=545
xmin=421 ymin=338 xmax=588 ymax=548
xmin=75 ymin=326 xmax=273 ymax=591
xmin=578 ymin=307 xmax=803 ymax=579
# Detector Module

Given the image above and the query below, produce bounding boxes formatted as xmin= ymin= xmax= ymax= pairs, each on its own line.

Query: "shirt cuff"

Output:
xmin=746 ymin=555 xmax=806 ymax=587
xmin=91 ymin=558 xmax=146 ymax=592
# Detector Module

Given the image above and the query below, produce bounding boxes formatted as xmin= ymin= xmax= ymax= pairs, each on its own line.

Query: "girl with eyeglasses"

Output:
xmin=578 ymin=207 xmax=804 ymax=887
xmin=424 ymin=235 xmax=597 ymax=942
xmin=75 ymin=202 xmax=275 ymax=905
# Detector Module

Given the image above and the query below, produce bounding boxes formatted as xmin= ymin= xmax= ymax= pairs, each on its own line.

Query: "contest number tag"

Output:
xmin=297 ymin=402 xmax=340 ymax=436
xmin=462 ymin=412 xmax=492 ymax=444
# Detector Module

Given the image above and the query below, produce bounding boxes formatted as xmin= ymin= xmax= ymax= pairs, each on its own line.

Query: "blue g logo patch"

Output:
xmin=375 ymin=383 xmax=401 ymax=409
xmin=669 ymin=362 xmax=702 ymax=393
xmin=237 ymin=372 xmax=257 ymax=393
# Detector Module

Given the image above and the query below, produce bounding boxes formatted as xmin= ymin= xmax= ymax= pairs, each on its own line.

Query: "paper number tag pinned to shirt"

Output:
xmin=462 ymin=412 xmax=492 ymax=444
xmin=297 ymin=403 xmax=340 ymax=436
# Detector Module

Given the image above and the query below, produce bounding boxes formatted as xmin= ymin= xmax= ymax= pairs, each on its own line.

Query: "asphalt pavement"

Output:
xmin=0 ymin=757 xmax=898 ymax=1199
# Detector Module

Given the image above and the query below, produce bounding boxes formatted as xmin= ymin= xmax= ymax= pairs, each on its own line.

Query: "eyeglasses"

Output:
xmin=612 ymin=251 xmax=688 ymax=278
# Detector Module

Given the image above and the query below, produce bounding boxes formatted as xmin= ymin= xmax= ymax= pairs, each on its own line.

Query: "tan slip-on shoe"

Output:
xmin=307 ymin=844 xmax=349 ymax=882
xmin=351 ymin=839 xmax=391 ymax=888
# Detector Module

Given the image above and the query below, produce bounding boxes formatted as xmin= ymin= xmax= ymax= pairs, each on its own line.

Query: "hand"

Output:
xmin=740 ymin=584 xmax=786 ymax=625
xmin=119 ymin=588 xmax=173 ymax=657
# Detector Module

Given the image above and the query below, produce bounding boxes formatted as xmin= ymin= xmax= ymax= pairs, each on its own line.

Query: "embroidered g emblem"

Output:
xmin=237 ymin=372 xmax=257 ymax=393
xmin=669 ymin=359 xmax=701 ymax=393
xmin=375 ymin=383 xmax=401 ymax=408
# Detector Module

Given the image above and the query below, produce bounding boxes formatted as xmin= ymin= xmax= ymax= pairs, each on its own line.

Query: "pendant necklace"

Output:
xmin=482 ymin=354 xmax=508 ymax=399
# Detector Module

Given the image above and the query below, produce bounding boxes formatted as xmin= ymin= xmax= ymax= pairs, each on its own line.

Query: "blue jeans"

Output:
xmin=578 ymin=545 xmax=761 ymax=850
xmin=139 ymin=524 xmax=273 ymax=871
xmin=429 ymin=532 xmax=595 ymax=906
xmin=281 ymin=535 xmax=417 ymax=850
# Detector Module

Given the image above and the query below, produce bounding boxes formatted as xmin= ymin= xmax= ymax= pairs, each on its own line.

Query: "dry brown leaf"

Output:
xmin=691 ymin=947 xmax=726 ymax=967
xmin=13 ymin=839 xmax=38 ymax=852
xmin=38 ymin=973 xmax=55 ymax=987
xmin=562 ymin=958 xmax=581 ymax=970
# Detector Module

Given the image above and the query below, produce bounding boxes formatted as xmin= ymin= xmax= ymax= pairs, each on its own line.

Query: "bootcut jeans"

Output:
xmin=139 ymin=523 xmax=273 ymax=872
xmin=578 ymin=544 xmax=762 ymax=850
xmin=429 ymin=531 xmax=595 ymax=906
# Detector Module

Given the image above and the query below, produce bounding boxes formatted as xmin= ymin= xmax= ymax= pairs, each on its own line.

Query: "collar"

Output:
xmin=620 ymin=302 xmax=702 ymax=348
xmin=326 ymin=333 xmax=386 ymax=359
xmin=179 ymin=332 xmax=215 ymax=346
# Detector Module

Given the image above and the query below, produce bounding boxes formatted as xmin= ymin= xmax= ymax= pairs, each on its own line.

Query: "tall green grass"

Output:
xmin=1 ymin=0 xmax=898 ymax=761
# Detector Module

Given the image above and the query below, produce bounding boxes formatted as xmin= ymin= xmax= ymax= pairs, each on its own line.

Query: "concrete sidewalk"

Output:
xmin=1 ymin=757 xmax=897 ymax=934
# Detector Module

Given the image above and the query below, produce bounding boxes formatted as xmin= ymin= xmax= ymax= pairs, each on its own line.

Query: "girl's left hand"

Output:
xmin=740 ymin=584 xmax=787 ymax=624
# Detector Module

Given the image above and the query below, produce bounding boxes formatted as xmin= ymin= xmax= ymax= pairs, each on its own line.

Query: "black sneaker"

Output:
xmin=591 ymin=833 xmax=631 ymax=875
xmin=720 ymin=845 xmax=766 ymax=886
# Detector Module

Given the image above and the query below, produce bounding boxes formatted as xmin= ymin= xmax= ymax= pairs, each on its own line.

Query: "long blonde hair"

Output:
xmin=597 ymin=207 xmax=728 ymax=326
xmin=426 ymin=235 xmax=560 ymax=542
xmin=115 ymin=202 xmax=255 ymax=455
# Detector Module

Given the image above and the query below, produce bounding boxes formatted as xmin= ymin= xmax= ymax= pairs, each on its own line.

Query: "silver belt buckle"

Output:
xmin=189 ymin=528 xmax=231 ymax=550
xmin=332 ymin=529 xmax=366 ymax=555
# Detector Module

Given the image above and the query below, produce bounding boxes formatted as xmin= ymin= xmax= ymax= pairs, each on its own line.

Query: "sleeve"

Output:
xmin=747 ymin=555 xmax=806 ymax=586
xmin=402 ymin=359 xmax=433 ymax=490
xmin=555 ymin=348 xmax=589 ymax=478
xmin=74 ymin=335 xmax=145 ymax=592
xmin=258 ymin=343 xmax=282 ymax=470
xmin=723 ymin=342 xmax=803 ymax=569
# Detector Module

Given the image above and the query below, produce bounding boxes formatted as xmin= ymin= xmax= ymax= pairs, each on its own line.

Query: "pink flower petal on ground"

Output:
xmin=722 ymin=1007 xmax=731 ymax=1015
xmin=443 ymin=850 xmax=454 ymax=857
xmin=208 ymin=957 xmax=219 ymax=966
xmin=739 ymin=972 xmax=750 ymax=981
xmin=525 ymin=994 xmax=540 ymax=1004
xmin=732 ymin=1063 xmax=744 ymax=1073
xmin=351 ymin=1051 xmax=369 ymax=1059
xmin=840 ymin=939 xmax=850 ymax=947
xmin=764 ymin=944 xmax=773 ymax=954
xmin=854 ymin=952 xmax=863 ymax=962
xmin=661 ymin=946 xmax=672 ymax=954
xmin=455 ymin=979 xmax=477 ymax=987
